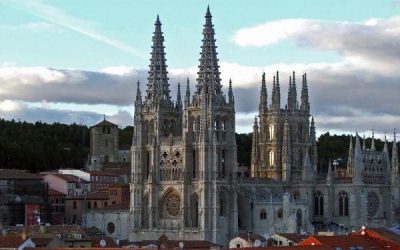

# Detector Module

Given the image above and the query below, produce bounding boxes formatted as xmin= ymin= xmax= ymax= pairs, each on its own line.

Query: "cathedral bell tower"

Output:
xmin=182 ymin=6 xmax=237 ymax=243
xmin=130 ymin=15 xmax=182 ymax=230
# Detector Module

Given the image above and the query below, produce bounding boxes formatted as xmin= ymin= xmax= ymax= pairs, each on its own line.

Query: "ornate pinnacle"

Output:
xmin=228 ymin=79 xmax=234 ymax=104
xmin=176 ymin=82 xmax=182 ymax=109
xmin=145 ymin=15 xmax=172 ymax=108
xmin=301 ymin=73 xmax=309 ymax=112
xmin=195 ymin=6 xmax=222 ymax=97
xmin=135 ymin=80 xmax=142 ymax=107
xmin=259 ymin=73 xmax=267 ymax=112
xmin=371 ymin=129 xmax=376 ymax=151
xmin=272 ymin=71 xmax=280 ymax=111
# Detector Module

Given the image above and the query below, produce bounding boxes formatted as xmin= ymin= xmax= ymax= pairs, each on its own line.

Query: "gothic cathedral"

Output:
xmin=129 ymin=7 xmax=400 ymax=246
xmin=130 ymin=8 xmax=237 ymax=244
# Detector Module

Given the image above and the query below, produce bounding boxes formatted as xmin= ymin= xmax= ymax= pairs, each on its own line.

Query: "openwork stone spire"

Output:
xmin=392 ymin=130 xmax=399 ymax=185
xmin=271 ymin=71 xmax=280 ymax=111
xmin=184 ymin=78 xmax=190 ymax=107
xmin=145 ymin=15 xmax=172 ymax=107
xmin=290 ymin=71 xmax=297 ymax=111
xmin=259 ymin=73 xmax=268 ymax=112
xmin=135 ymin=80 xmax=142 ymax=108
xmin=228 ymin=79 xmax=234 ymax=104
xmin=196 ymin=6 xmax=222 ymax=96
xmin=287 ymin=76 xmax=292 ymax=110
xmin=176 ymin=82 xmax=182 ymax=110
xmin=301 ymin=73 xmax=309 ymax=113
xmin=371 ymin=130 xmax=376 ymax=151
xmin=346 ymin=135 xmax=353 ymax=176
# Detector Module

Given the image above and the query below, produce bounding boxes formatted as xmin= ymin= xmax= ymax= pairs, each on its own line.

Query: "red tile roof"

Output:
xmin=353 ymin=228 xmax=400 ymax=246
xmin=0 ymin=169 xmax=41 ymax=179
xmin=0 ymin=235 xmax=28 ymax=248
xmin=93 ymin=119 xmax=117 ymax=127
xmin=299 ymin=235 xmax=398 ymax=249
xmin=124 ymin=234 xmax=220 ymax=249
xmin=31 ymin=237 xmax=54 ymax=247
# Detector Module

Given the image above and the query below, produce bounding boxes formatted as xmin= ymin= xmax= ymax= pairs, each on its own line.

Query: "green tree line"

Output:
xmin=0 ymin=119 xmax=397 ymax=173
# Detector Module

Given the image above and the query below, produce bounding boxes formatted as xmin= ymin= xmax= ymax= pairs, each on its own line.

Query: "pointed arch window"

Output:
xmin=314 ymin=191 xmax=324 ymax=216
xmin=277 ymin=208 xmax=283 ymax=218
xmin=269 ymin=125 xmax=275 ymax=140
xmin=338 ymin=191 xmax=349 ymax=216
xmin=269 ymin=150 xmax=274 ymax=167
xmin=260 ymin=209 xmax=267 ymax=220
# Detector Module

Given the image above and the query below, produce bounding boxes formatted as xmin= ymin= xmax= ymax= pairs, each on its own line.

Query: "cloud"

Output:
xmin=0 ymin=99 xmax=25 ymax=112
xmin=2 ymin=0 xmax=147 ymax=59
xmin=233 ymin=17 xmax=400 ymax=73
xmin=1 ymin=59 xmax=399 ymax=133
xmin=0 ymin=100 xmax=133 ymax=127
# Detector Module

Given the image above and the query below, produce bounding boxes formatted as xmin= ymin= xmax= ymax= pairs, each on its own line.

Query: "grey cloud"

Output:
xmin=1 ymin=62 xmax=399 ymax=134
xmin=0 ymin=106 xmax=133 ymax=128
xmin=296 ymin=19 xmax=400 ymax=64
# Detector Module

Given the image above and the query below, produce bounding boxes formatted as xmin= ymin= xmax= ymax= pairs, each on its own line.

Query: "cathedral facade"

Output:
xmin=127 ymin=7 xmax=400 ymax=246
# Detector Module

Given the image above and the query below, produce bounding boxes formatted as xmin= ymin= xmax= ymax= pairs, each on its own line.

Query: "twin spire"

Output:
xmin=139 ymin=7 xmax=230 ymax=111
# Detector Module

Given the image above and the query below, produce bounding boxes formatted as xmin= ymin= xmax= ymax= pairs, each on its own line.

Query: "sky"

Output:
xmin=0 ymin=0 xmax=399 ymax=138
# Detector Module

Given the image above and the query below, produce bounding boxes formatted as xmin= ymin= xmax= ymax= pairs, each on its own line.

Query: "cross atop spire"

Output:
xmin=144 ymin=15 xmax=172 ymax=108
xmin=196 ymin=6 xmax=222 ymax=96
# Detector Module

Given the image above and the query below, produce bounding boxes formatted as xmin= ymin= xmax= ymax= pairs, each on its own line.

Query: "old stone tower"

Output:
xmin=89 ymin=118 xmax=119 ymax=169
xmin=250 ymin=71 xmax=317 ymax=183
xmin=130 ymin=8 xmax=237 ymax=245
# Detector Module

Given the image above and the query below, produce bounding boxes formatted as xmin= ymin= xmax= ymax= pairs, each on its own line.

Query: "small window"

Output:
xmin=107 ymin=222 xmax=115 ymax=234
xmin=260 ymin=209 xmax=267 ymax=220
xmin=73 ymin=201 xmax=77 ymax=209
xmin=277 ymin=209 xmax=283 ymax=218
